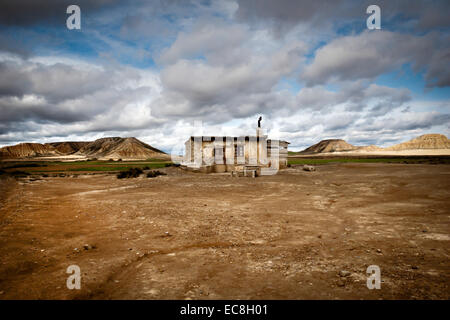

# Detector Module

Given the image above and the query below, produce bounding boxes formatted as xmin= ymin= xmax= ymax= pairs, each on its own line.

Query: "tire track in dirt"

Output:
xmin=74 ymin=240 xmax=265 ymax=299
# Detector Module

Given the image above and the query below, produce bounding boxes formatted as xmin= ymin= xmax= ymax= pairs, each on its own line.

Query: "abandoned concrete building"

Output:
xmin=182 ymin=126 xmax=289 ymax=175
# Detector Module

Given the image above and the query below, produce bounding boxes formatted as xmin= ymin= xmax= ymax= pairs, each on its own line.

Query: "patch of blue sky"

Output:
xmin=303 ymin=40 xmax=326 ymax=62
xmin=161 ymin=13 xmax=178 ymax=25
xmin=335 ymin=19 xmax=366 ymax=37
xmin=223 ymin=118 xmax=244 ymax=128
xmin=274 ymin=77 xmax=302 ymax=93
xmin=64 ymin=28 xmax=158 ymax=68
xmin=5 ymin=25 xmax=100 ymax=62
xmin=324 ymin=83 xmax=339 ymax=92
xmin=376 ymin=63 xmax=450 ymax=101
xmin=333 ymin=11 xmax=441 ymax=36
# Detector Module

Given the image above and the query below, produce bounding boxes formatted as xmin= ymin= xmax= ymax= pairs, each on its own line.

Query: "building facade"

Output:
xmin=182 ymin=129 xmax=289 ymax=174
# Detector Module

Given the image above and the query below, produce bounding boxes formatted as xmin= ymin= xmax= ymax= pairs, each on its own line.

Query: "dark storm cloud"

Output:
xmin=0 ymin=0 xmax=203 ymax=27
xmin=0 ymin=33 xmax=31 ymax=57
xmin=425 ymin=45 xmax=450 ymax=88
xmin=235 ymin=0 xmax=450 ymax=32
xmin=301 ymin=31 xmax=450 ymax=88
xmin=0 ymin=61 xmax=31 ymax=97
xmin=0 ymin=59 xmax=121 ymax=103
xmin=294 ymin=82 xmax=411 ymax=112
xmin=0 ymin=0 xmax=118 ymax=26
xmin=0 ymin=54 xmax=162 ymax=138
xmin=235 ymin=0 xmax=359 ymax=32
xmin=0 ymin=97 xmax=88 ymax=123
xmin=357 ymin=112 xmax=450 ymax=132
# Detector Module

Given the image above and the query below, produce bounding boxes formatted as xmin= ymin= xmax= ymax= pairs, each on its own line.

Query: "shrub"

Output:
xmin=164 ymin=163 xmax=180 ymax=167
xmin=146 ymin=170 xmax=167 ymax=178
xmin=117 ymin=167 xmax=143 ymax=179
xmin=3 ymin=163 xmax=47 ymax=169
xmin=0 ymin=170 xmax=29 ymax=179
xmin=10 ymin=170 xmax=30 ymax=177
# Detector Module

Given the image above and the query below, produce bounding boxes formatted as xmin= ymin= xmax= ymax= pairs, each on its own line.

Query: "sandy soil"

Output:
xmin=354 ymin=149 xmax=450 ymax=156
xmin=0 ymin=163 xmax=449 ymax=300
xmin=294 ymin=149 xmax=450 ymax=156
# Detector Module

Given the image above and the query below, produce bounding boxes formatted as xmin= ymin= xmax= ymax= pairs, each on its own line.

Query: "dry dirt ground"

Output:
xmin=0 ymin=163 xmax=449 ymax=300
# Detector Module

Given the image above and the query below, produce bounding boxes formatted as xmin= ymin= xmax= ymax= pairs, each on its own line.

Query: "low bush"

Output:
xmin=117 ymin=167 xmax=143 ymax=179
xmin=9 ymin=170 xmax=30 ymax=177
xmin=164 ymin=163 xmax=180 ymax=167
xmin=3 ymin=163 xmax=47 ymax=169
xmin=146 ymin=170 xmax=167 ymax=178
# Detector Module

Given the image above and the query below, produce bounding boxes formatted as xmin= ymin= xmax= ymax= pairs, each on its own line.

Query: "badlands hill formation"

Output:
xmin=0 ymin=137 xmax=169 ymax=160
xmin=1 ymin=134 xmax=449 ymax=160
xmin=298 ymin=134 xmax=450 ymax=155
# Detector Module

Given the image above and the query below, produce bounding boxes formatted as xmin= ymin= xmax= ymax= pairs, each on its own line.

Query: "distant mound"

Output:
xmin=385 ymin=134 xmax=450 ymax=151
xmin=46 ymin=141 xmax=90 ymax=155
xmin=75 ymin=137 xmax=169 ymax=160
xmin=0 ymin=137 xmax=168 ymax=160
xmin=355 ymin=145 xmax=384 ymax=152
xmin=0 ymin=143 xmax=60 ymax=159
xmin=294 ymin=134 xmax=450 ymax=155
xmin=300 ymin=139 xmax=356 ymax=154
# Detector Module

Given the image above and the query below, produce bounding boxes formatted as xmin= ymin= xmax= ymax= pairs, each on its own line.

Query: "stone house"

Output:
xmin=182 ymin=128 xmax=289 ymax=175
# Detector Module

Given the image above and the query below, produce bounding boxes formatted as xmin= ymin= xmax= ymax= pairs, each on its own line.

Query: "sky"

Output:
xmin=0 ymin=0 xmax=449 ymax=152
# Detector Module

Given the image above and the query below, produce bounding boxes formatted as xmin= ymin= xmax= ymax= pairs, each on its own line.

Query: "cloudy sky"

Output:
xmin=0 ymin=0 xmax=449 ymax=152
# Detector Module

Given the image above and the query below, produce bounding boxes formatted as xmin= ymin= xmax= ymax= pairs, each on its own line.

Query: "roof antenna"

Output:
xmin=258 ymin=116 xmax=262 ymax=128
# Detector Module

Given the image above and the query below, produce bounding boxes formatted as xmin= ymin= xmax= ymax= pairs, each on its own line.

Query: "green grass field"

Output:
xmin=2 ymin=157 xmax=448 ymax=176
xmin=0 ymin=159 xmax=172 ymax=173
xmin=65 ymin=163 xmax=168 ymax=172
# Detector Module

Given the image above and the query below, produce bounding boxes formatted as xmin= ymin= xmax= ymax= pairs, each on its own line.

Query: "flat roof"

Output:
xmin=187 ymin=136 xmax=289 ymax=144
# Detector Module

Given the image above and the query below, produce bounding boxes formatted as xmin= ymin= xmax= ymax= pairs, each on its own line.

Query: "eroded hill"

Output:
xmin=300 ymin=139 xmax=357 ymax=154
xmin=385 ymin=134 xmax=450 ymax=151
xmin=75 ymin=137 xmax=169 ymax=160
xmin=0 ymin=137 xmax=169 ymax=160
